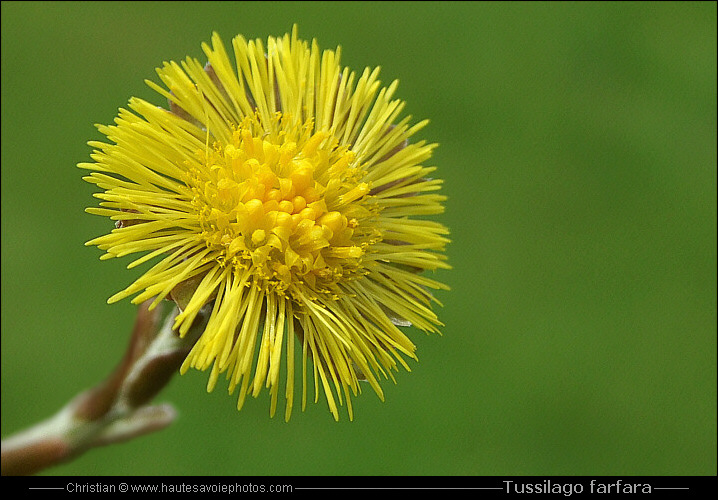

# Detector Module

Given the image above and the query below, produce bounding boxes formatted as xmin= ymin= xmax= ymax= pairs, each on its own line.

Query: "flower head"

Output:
xmin=80 ymin=26 xmax=449 ymax=420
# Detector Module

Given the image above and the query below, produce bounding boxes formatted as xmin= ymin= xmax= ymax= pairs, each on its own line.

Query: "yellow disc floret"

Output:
xmin=186 ymin=113 xmax=373 ymax=296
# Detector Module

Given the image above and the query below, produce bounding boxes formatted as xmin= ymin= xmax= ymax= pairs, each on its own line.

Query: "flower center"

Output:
xmin=186 ymin=113 xmax=374 ymax=295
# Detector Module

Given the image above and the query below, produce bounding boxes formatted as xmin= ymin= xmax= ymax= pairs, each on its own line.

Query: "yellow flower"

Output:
xmin=80 ymin=26 xmax=449 ymax=420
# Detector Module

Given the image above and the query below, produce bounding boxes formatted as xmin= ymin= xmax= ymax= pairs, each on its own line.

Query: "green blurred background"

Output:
xmin=1 ymin=1 xmax=715 ymax=476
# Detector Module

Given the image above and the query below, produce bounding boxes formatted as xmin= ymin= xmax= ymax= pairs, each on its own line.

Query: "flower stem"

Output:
xmin=0 ymin=301 xmax=209 ymax=476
